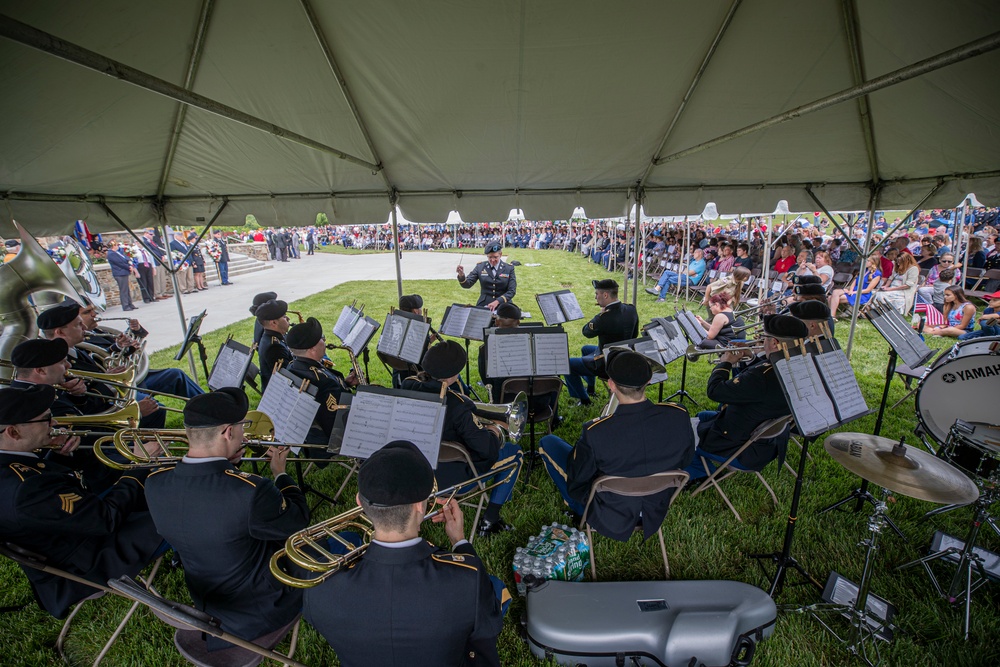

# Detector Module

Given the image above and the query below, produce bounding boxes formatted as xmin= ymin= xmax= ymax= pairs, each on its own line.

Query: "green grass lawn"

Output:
xmin=2 ymin=247 xmax=997 ymax=666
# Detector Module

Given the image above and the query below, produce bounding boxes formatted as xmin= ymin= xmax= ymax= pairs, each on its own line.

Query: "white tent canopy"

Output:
xmin=1 ymin=0 xmax=999 ymax=236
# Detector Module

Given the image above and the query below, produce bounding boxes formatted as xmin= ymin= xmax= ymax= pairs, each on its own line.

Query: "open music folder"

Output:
xmin=339 ymin=385 xmax=447 ymax=466
xmin=644 ymin=317 xmax=689 ymax=366
xmin=439 ymin=304 xmax=494 ymax=341
xmin=535 ymin=289 xmax=585 ymax=325
xmin=377 ymin=310 xmax=432 ymax=364
xmin=769 ymin=338 xmax=869 ymax=438
xmin=208 ymin=338 xmax=255 ymax=391
xmin=333 ymin=305 xmax=381 ymax=355
xmin=864 ymin=303 xmax=936 ymax=368
xmin=673 ymin=309 xmax=707 ymax=346
xmin=484 ymin=327 xmax=571 ymax=378
xmin=256 ymin=368 xmax=321 ymax=452
xmin=605 ymin=335 xmax=669 ymax=385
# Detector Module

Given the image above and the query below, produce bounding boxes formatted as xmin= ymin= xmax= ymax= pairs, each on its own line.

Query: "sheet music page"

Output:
xmin=384 ymin=398 xmax=446 ymax=465
xmin=676 ymin=311 xmax=706 ymax=344
xmin=340 ymin=390 xmax=446 ymax=465
xmin=377 ymin=314 xmax=407 ymax=357
xmin=462 ymin=307 xmax=495 ymax=341
xmin=646 ymin=321 xmax=685 ymax=365
xmin=814 ymin=350 xmax=868 ymax=422
xmin=556 ymin=291 xmax=585 ymax=321
xmin=257 ymin=373 xmax=320 ymax=452
xmin=439 ymin=306 xmax=472 ymax=338
xmin=343 ymin=317 xmax=378 ymax=355
xmin=633 ymin=339 xmax=668 ymax=384
xmin=333 ymin=305 xmax=358 ymax=341
xmin=536 ymin=293 xmax=565 ymax=325
xmin=209 ymin=344 xmax=250 ymax=390
xmin=774 ymin=355 xmax=837 ymax=437
xmin=487 ymin=334 xmax=533 ymax=377
xmin=533 ymin=332 xmax=570 ymax=375
xmin=399 ymin=319 xmax=431 ymax=364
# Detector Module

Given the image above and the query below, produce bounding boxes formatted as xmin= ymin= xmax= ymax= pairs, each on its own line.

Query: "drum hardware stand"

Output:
xmin=791 ymin=488 xmax=898 ymax=667
xmin=818 ymin=350 xmax=906 ymax=540
xmin=898 ymin=488 xmax=999 ymax=640
xmin=748 ymin=436 xmax=824 ymax=597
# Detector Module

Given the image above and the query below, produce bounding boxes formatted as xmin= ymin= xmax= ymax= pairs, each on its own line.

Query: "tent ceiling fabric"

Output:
xmin=1 ymin=0 xmax=998 ymax=235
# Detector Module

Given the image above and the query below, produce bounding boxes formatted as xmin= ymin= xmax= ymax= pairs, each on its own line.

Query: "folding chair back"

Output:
xmin=578 ymin=471 xmax=690 ymax=580
xmin=500 ymin=377 xmax=562 ymax=435
xmin=437 ymin=441 xmax=489 ymax=541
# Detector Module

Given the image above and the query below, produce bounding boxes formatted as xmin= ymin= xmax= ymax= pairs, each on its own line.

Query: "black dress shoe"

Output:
xmin=587 ymin=387 xmax=597 ymax=397
xmin=476 ymin=518 xmax=513 ymax=537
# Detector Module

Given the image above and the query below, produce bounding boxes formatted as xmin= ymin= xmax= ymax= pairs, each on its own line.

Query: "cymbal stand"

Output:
xmin=818 ymin=349 xmax=906 ymax=540
xmin=897 ymin=487 xmax=998 ymax=640
xmin=792 ymin=487 xmax=898 ymax=667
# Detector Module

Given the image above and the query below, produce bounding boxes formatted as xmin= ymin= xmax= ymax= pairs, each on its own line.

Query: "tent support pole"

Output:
xmin=805 ymin=189 xmax=865 ymax=257
xmin=390 ymin=198 xmax=402 ymax=301
xmin=845 ymin=184 xmax=882 ymax=358
xmin=175 ymin=200 xmax=228 ymax=269
xmin=655 ymin=30 xmax=1000 ymax=166
xmin=0 ymin=14 xmax=381 ymax=172
xmin=881 ymin=182 xmax=944 ymax=242
xmin=158 ymin=216 xmax=199 ymax=381
xmin=632 ymin=189 xmax=643 ymax=306
xmin=759 ymin=217 xmax=773 ymax=305
xmin=958 ymin=199 xmax=970 ymax=292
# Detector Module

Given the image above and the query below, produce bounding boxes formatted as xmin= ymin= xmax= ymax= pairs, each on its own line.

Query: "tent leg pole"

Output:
xmin=632 ymin=192 xmax=643 ymax=306
xmin=845 ymin=184 xmax=881 ymax=359
xmin=159 ymin=218 xmax=198 ymax=380
xmin=391 ymin=201 xmax=402 ymax=301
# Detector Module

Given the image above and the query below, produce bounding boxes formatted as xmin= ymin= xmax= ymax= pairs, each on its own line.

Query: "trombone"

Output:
xmin=269 ymin=459 xmax=521 ymax=588
xmin=684 ymin=341 xmax=763 ymax=363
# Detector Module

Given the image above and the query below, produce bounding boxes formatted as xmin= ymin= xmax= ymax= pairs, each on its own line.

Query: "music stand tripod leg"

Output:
xmin=520 ymin=375 xmax=542 ymax=479
xmin=747 ymin=436 xmax=823 ymax=597
xmin=664 ymin=355 xmax=699 ymax=407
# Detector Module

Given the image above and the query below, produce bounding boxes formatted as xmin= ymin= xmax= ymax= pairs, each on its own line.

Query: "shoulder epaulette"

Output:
xmin=147 ymin=465 xmax=176 ymax=478
xmin=656 ymin=401 xmax=688 ymax=411
xmin=585 ymin=414 xmax=614 ymax=430
xmin=224 ymin=469 xmax=258 ymax=487
xmin=6 ymin=461 xmax=42 ymax=482
xmin=431 ymin=552 xmax=479 ymax=573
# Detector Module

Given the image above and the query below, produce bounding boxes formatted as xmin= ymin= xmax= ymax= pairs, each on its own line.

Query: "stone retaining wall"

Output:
xmin=95 ymin=263 xmax=147 ymax=308
xmin=228 ymin=242 xmax=270 ymax=261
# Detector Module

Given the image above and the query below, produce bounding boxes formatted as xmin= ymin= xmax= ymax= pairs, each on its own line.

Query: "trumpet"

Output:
xmin=269 ymin=458 xmax=520 ymax=588
xmin=471 ymin=391 xmax=528 ymax=443
xmin=684 ymin=342 xmax=763 ymax=363
xmin=326 ymin=344 xmax=368 ymax=385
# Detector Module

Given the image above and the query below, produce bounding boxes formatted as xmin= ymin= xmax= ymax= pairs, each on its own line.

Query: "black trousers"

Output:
xmin=135 ymin=263 xmax=154 ymax=302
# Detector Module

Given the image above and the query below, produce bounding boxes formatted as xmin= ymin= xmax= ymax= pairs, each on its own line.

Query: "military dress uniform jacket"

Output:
xmin=400 ymin=379 xmax=501 ymax=488
xmin=699 ymin=360 xmax=792 ymax=470
xmin=0 ymin=453 xmax=160 ymax=618
xmin=582 ymin=301 xmax=639 ymax=350
xmin=145 ymin=460 xmax=309 ymax=647
xmin=257 ymin=329 xmax=291 ymax=389
xmin=303 ymin=539 xmax=502 ymax=667
xmin=566 ymin=400 xmax=695 ymax=541
xmin=458 ymin=261 xmax=516 ymax=308
xmin=286 ymin=357 xmax=350 ymax=442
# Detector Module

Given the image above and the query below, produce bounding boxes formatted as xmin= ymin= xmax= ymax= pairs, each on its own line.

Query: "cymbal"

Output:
xmin=824 ymin=433 xmax=980 ymax=505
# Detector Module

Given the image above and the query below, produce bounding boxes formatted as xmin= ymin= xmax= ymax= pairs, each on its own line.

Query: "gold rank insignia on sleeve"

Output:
xmin=326 ymin=395 xmax=339 ymax=411
xmin=59 ymin=492 xmax=82 ymax=514
xmin=732 ymin=377 xmax=740 ymax=384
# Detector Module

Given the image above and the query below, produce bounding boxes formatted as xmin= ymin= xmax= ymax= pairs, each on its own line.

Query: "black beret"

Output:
xmin=762 ymin=314 xmax=809 ymax=340
xmin=793 ymin=274 xmax=823 ymax=285
xmin=592 ymin=279 xmax=618 ymax=291
xmin=0 ymin=385 xmax=55 ymax=426
xmin=421 ymin=341 xmax=467 ymax=380
xmin=789 ymin=300 xmax=832 ymax=322
xmin=5 ymin=239 xmax=20 ymax=247
xmin=255 ymin=299 xmax=288 ymax=322
xmin=606 ymin=350 xmax=653 ymax=388
xmin=484 ymin=241 xmax=503 ymax=254
xmin=11 ymin=338 xmax=69 ymax=369
xmin=358 ymin=440 xmax=435 ymax=507
xmin=36 ymin=301 xmax=81 ymax=329
xmin=183 ymin=388 xmax=249 ymax=428
xmin=495 ymin=302 xmax=521 ymax=320
xmin=286 ymin=317 xmax=323 ymax=349
xmin=794 ymin=284 xmax=827 ymax=297
xmin=249 ymin=291 xmax=278 ymax=315
xmin=399 ymin=294 xmax=423 ymax=311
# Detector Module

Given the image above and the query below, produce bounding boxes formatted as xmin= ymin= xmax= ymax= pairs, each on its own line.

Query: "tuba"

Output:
xmin=0 ymin=223 xmax=82 ymax=380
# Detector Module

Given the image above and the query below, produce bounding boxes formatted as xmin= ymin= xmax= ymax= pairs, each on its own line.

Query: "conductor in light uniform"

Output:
xmin=456 ymin=241 xmax=516 ymax=310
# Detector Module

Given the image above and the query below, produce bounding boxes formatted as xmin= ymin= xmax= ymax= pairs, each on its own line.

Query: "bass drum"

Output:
xmin=916 ymin=353 xmax=1000 ymax=447
xmin=949 ymin=336 xmax=1000 ymax=360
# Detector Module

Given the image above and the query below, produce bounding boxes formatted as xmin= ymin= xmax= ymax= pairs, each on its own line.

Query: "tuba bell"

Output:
xmin=0 ymin=222 xmax=82 ymax=380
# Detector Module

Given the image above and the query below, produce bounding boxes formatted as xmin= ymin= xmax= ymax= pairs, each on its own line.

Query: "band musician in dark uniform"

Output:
xmin=456 ymin=240 xmax=516 ymax=310
xmin=256 ymin=299 xmax=292 ymax=389
xmin=563 ymin=279 xmax=638 ymax=406
xmin=686 ymin=314 xmax=804 ymax=478
xmin=249 ymin=291 xmax=278 ymax=346
xmin=476 ymin=301 xmax=526 ymax=402
xmin=303 ymin=441 xmax=507 ymax=667
xmin=402 ymin=341 xmax=523 ymax=537
xmin=0 ymin=385 xmax=164 ymax=619
xmin=144 ymin=389 xmax=309 ymax=650
xmin=285 ymin=317 xmax=359 ymax=445
xmin=540 ymin=351 xmax=694 ymax=539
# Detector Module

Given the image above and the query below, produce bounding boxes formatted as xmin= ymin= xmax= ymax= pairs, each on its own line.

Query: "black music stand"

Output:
xmin=665 ymin=310 xmax=704 ymax=407
xmin=173 ymin=310 xmax=209 ymax=380
xmin=819 ymin=304 xmax=934 ymax=529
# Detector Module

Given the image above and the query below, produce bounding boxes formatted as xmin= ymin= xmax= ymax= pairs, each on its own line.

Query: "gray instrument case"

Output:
xmin=524 ymin=579 xmax=777 ymax=667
